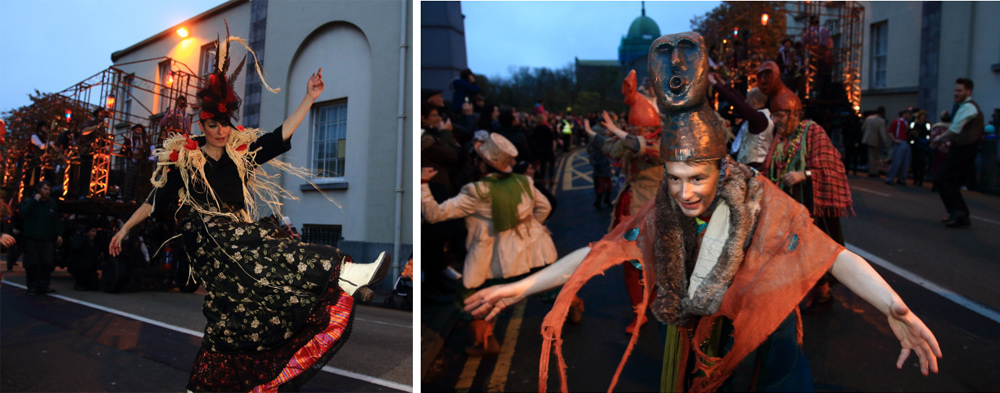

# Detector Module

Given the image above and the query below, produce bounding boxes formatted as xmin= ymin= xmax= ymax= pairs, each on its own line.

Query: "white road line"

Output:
xmin=320 ymin=365 xmax=413 ymax=392
xmin=354 ymin=317 xmax=411 ymax=329
xmin=846 ymin=244 xmax=1000 ymax=325
xmin=1 ymin=280 xmax=411 ymax=391
xmin=851 ymin=186 xmax=891 ymax=197
xmin=971 ymin=215 xmax=1000 ymax=226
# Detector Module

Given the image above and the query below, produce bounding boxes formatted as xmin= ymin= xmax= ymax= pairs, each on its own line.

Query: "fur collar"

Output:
xmin=651 ymin=160 xmax=764 ymax=326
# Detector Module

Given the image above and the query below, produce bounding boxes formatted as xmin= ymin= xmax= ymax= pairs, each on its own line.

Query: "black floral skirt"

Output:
xmin=180 ymin=212 xmax=355 ymax=392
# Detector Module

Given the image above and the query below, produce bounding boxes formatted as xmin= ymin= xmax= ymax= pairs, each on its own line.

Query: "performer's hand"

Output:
xmin=420 ymin=167 xmax=438 ymax=182
xmin=782 ymin=171 xmax=807 ymax=187
xmin=306 ymin=68 xmax=325 ymax=100
xmin=109 ymin=229 xmax=127 ymax=256
xmin=464 ymin=282 xmax=527 ymax=321
xmin=887 ymin=301 xmax=942 ymax=375
xmin=0 ymin=233 xmax=15 ymax=248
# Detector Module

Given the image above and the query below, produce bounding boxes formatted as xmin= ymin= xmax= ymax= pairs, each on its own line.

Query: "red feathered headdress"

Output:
xmin=196 ymin=20 xmax=246 ymax=126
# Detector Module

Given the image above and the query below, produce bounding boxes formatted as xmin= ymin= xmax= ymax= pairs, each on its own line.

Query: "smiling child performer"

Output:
xmin=465 ymin=32 xmax=941 ymax=392
xmin=109 ymin=26 xmax=389 ymax=392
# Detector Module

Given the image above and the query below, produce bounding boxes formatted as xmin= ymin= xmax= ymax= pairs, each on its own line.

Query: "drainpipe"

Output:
xmin=393 ymin=0 xmax=409 ymax=272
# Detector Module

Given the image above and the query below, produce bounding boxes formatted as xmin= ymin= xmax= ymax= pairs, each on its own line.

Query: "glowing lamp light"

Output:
xmin=761 ymin=13 xmax=769 ymax=26
xmin=723 ymin=39 xmax=728 ymax=44
xmin=167 ymin=71 xmax=174 ymax=86
xmin=106 ymin=95 xmax=116 ymax=108
xmin=65 ymin=109 xmax=72 ymax=121
xmin=733 ymin=27 xmax=739 ymax=37
xmin=177 ymin=28 xmax=188 ymax=38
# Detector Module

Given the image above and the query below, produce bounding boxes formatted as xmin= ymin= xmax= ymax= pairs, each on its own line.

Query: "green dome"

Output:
xmin=627 ymin=15 xmax=660 ymax=41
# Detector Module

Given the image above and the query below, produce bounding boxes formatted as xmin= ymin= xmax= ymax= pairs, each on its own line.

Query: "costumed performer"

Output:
xmin=758 ymin=61 xmax=854 ymax=309
xmin=108 ymin=26 xmax=390 ymax=392
xmin=420 ymin=133 xmax=558 ymax=357
xmin=581 ymin=69 xmax=664 ymax=334
xmin=465 ymin=32 xmax=940 ymax=393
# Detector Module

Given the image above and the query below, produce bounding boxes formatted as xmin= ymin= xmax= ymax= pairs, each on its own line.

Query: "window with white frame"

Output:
xmin=158 ymin=60 xmax=172 ymax=113
xmin=312 ymin=100 xmax=348 ymax=180
xmin=871 ymin=21 xmax=888 ymax=88
xmin=199 ymin=42 xmax=218 ymax=82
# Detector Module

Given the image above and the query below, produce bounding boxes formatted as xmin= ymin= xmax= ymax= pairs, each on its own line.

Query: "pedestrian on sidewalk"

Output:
xmin=19 ymin=180 xmax=62 ymax=295
xmin=861 ymin=106 xmax=889 ymax=177
xmin=885 ymin=108 xmax=913 ymax=185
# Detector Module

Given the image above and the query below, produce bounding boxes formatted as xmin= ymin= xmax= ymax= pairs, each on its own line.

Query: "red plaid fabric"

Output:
xmin=803 ymin=121 xmax=855 ymax=218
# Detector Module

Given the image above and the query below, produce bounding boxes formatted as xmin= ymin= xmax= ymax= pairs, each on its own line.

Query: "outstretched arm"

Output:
xmin=281 ymin=68 xmax=325 ymax=141
xmin=830 ymin=249 xmax=943 ymax=375
xmin=464 ymin=246 xmax=591 ymax=321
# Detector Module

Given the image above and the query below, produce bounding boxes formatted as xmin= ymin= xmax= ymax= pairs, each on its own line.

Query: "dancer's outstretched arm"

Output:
xmin=464 ymin=246 xmax=591 ymax=321
xmin=831 ymin=249 xmax=943 ymax=375
xmin=282 ymin=68 xmax=325 ymax=141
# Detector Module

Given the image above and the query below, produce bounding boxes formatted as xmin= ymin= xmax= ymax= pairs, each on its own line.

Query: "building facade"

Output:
xmin=110 ymin=0 xmax=413 ymax=281
xmin=860 ymin=1 xmax=999 ymax=125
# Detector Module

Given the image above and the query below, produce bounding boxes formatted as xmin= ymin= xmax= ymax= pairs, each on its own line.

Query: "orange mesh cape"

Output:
xmin=538 ymin=176 xmax=844 ymax=392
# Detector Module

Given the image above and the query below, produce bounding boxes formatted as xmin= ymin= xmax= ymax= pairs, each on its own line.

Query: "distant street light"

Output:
xmin=177 ymin=28 xmax=189 ymax=38
xmin=65 ymin=109 xmax=72 ymax=121
xmin=761 ymin=13 xmax=769 ymax=26
xmin=106 ymin=95 xmax=115 ymax=108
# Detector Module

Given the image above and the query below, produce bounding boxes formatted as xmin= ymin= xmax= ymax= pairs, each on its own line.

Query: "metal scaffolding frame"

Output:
xmin=52 ymin=58 xmax=202 ymax=198
xmin=783 ymin=1 xmax=865 ymax=112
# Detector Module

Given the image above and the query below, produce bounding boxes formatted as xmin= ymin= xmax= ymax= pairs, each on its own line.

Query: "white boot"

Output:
xmin=338 ymin=251 xmax=391 ymax=303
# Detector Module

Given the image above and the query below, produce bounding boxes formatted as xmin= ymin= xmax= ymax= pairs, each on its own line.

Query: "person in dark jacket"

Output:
xmin=450 ymin=68 xmax=481 ymax=113
xmin=69 ymin=222 xmax=104 ymax=291
xmin=495 ymin=108 xmax=533 ymax=164
xmin=19 ymin=181 xmax=63 ymax=295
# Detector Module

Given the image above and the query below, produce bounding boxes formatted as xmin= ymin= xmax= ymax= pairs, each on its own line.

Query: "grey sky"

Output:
xmin=461 ymin=1 xmax=721 ymax=80
xmin=0 ymin=0 xmax=227 ymax=113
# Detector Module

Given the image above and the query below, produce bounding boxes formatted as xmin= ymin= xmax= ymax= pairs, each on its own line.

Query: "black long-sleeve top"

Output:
xmin=146 ymin=126 xmax=291 ymax=214
xmin=714 ymin=82 xmax=768 ymax=135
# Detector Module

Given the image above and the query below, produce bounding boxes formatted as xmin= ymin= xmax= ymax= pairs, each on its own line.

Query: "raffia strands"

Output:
xmin=149 ymin=127 xmax=342 ymax=225
xmin=225 ymin=36 xmax=281 ymax=94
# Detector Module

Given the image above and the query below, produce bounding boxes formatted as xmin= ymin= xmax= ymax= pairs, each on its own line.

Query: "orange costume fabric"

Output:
xmin=539 ymin=173 xmax=844 ymax=392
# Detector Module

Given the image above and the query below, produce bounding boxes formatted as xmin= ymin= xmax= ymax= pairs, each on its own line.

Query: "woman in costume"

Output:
xmin=465 ymin=32 xmax=940 ymax=392
xmin=420 ymin=133 xmax=558 ymax=357
xmin=109 ymin=30 xmax=389 ymax=392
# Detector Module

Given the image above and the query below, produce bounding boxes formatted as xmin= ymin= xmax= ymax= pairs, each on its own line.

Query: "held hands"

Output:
xmin=887 ymin=301 xmax=942 ymax=375
xmin=781 ymin=171 xmax=807 ymax=187
xmin=306 ymin=68 xmax=325 ymax=100
xmin=463 ymin=282 xmax=527 ymax=321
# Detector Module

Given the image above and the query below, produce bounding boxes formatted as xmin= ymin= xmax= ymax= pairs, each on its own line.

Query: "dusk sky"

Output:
xmin=0 ymin=0 xmax=227 ymax=113
xmin=461 ymin=1 xmax=721 ymax=80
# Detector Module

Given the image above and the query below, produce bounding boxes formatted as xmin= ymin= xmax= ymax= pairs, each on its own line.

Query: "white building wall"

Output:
xmin=112 ymin=4 xmax=250 ymax=135
xmin=260 ymin=0 xmax=412 ymax=247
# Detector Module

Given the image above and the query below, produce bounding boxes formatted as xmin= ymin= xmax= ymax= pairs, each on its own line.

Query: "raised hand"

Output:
xmin=307 ymin=68 xmax=325 ymax=100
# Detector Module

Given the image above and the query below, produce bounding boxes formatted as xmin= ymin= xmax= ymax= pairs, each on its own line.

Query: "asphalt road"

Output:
xmin=0 ymin=265 xmax=413 ymax=392
xmin=426 ymin=148 xmax=1000 ymax=392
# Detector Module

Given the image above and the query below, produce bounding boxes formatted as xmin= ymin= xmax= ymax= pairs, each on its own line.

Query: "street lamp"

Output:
xmin=177 ymin=28 xmax=189 ymax=38
xmin=106 ymin=95 xmax=116 ymax=108
xmin=761 ymin=13 xmax=769 ymax=26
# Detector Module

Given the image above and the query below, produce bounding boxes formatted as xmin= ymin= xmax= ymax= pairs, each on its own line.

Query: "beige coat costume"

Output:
xmin=603 ymin=134 xmax=664 ymax=216
xmin=420 ymin=177 xmax=557 ymax=288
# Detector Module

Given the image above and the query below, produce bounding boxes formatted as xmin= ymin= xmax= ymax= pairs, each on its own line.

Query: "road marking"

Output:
xmin=488 ymin=301 xmax=527 ymax=392
xmin=846 ymin=244 xmax=1000 ymax=325
xmin=454 ymin=355 xmax=481 ymax=392
xmin=971 ymin=215 xmax=1000 ymax=226
xmin=1 ymin=280 xmax=413 ymax=391
xmin=561 ymin=150 xmax=593 ymax=191
xmin=354 ymin=317 xmax=411 ymax=329
xmin=320 ymin=365 xmax=413 ymax=392
xmin=851 ymin=186 xmax=890 ymax=197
